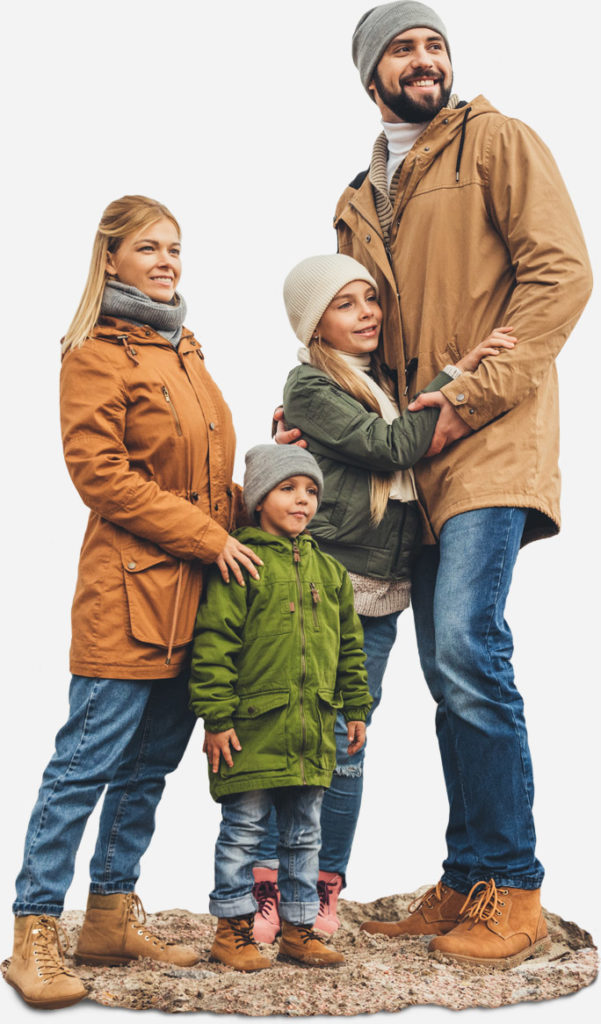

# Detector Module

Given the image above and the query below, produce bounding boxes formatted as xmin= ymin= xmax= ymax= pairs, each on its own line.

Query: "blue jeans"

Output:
xmin=254 ymin=612 xmax=399 ymax=881
xmin=411 ymin=507 xmax=544 ymax=892
xmin=210 ymin=786 xmax=324 ymax=924
xmin=13 ymin=671 xmax=195 ymax=916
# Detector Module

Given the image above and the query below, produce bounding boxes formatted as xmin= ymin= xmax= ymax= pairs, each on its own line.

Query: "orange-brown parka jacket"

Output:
xmin=335 ymin=96 xmax=593 ymax=545
xmin=60 ymin=317 xmax=238 ymax=680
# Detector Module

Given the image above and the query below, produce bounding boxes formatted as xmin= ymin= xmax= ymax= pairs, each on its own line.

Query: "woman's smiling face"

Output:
xmin=106 ymin=217 xmax=182 ymax=302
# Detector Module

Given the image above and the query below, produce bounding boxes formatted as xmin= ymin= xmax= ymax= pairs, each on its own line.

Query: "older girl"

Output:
xmin=5 ymin=195 xmax=260 ymax=1010
xmin=253 ymin=253 xmax=515 ymax=940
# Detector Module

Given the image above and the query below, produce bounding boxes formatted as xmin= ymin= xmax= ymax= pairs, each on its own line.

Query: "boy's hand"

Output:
xmin=203 ymin=728 xmax=242 ymax=773
xmin=347 ymin=721 xmax=366 ymax=755
xmin=456 ymin=325 xmax=517 ymax=373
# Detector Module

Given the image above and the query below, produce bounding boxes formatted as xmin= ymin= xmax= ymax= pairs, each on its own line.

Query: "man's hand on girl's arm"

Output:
xmin=203 ymin=728 xmax=242 ymax=773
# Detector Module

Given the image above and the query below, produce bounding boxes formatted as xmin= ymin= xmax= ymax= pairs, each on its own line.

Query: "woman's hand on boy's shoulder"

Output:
xmin=347 ymin=721 xmax=366 ymax=755
xmin=215 ymin=535 xmax=263 ymax=585
xmin=203 ymin=728 xmax=242 ymax=773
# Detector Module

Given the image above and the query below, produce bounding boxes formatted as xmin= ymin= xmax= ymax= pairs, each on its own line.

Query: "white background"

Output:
xmin=1 ymin=1 xmax=598 ymax=1021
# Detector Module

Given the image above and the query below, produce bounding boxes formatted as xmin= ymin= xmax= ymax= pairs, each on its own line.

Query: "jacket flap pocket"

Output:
xmin=235 ymin=691 xmax=290 ymax=719
xmin=122 ymin=549 xmax=171 ymax=573
xmin=317 ymin=688 xmax=344 ymax=709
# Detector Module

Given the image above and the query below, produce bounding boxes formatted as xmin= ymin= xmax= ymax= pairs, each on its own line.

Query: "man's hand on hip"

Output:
xmin=408 ymin=392 xmax=473 ymax=456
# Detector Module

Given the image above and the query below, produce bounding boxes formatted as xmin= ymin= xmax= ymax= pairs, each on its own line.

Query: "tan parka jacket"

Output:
xmin=60 ymin=317 xmax=238 ymax=680
xmin=335 ymin=96 xmax=592 ymax=544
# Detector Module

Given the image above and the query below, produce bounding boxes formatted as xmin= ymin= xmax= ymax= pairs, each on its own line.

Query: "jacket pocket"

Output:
xmin=219 ymin=691 xmax=290 ymax=778
xmin=122 ymin=545 xmax=202 ymax=649
xmin=313 ymin=688 xmax=344 ymax=770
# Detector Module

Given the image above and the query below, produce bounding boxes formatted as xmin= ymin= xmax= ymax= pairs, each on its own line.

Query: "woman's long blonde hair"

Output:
xmin=62 ymin=195 xmax=181 ymax=355
xmin=309 ymin=337 xmax=394 ymax=526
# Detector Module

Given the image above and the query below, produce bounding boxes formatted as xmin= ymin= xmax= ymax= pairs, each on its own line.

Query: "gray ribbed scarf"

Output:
xmin=101 ymin=280 xmax=187 ymax=347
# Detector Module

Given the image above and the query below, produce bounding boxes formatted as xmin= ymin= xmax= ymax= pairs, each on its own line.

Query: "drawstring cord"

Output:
xmin=455 ymin=106 xmax=472 ymax=182
xmin=165 ymin=561 xmax=184 ymax=665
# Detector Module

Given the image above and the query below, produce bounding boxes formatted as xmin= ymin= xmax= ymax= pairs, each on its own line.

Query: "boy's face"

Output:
xmin=256 ymin=475 xmax=319 ymax=538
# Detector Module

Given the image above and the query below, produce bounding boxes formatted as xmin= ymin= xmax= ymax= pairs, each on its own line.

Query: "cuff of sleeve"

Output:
xmin=203 ymin=717 xmax=235 ymax=733
xmin=342 ymin=707 xmax=371 ymax=723
xmin=441 ymin=380 xmax=487 ymax=429
xmin=191 ymin=519 xmax=230 ymax=563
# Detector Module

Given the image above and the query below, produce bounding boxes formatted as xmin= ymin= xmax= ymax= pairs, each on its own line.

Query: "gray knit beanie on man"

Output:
xmin=243 ymin=444 xmax=324 ymax=520
xmin=352 ymin=1 xmax=451 ymax=93
xmin=283 ymin=253 xmax=378 ymax=346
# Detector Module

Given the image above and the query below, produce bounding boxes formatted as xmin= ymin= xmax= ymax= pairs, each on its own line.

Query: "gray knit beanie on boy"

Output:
xmin=352 ymin=2 xmax=451 ymax=93
xmin=283 ymin=253 xmax=378 ymax=346
xmin=243 ymin=445 xmax=324 ymax=520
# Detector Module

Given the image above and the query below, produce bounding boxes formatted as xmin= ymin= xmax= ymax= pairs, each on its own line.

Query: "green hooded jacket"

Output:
xmin=189 ymin=526 xmax=371 ymax=800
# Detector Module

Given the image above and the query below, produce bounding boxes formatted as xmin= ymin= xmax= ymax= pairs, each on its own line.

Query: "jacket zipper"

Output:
xmin=348 ymin=201 xmax=401 ymax=306
xmin=161 ymin=385 xmax=183 ymax=436
xmin=293 ymin=540 xmax=307 ymax=785
xmin=309 ymin=582 xmax=320 ymax=630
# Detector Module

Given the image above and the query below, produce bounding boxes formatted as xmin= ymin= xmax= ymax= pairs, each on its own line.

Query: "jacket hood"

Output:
xmin=234 ymin=525 xmax=318 ymax=553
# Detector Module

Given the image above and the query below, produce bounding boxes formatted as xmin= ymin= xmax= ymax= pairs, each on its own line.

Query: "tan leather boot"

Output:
xmin=361 ymin=881 xmax=466 ymax=936
xmin=209 ymin=916 xmax=271 ymax=971
xmin=429 ymin=879 xmax=551 ymax=969
xmin=74 ymin=893 xmax=199 ymax=966
xmin=278 ymin=920 xmax=345 ymax=966
xmin=5 ymin=915 xmax=87 ymax=1009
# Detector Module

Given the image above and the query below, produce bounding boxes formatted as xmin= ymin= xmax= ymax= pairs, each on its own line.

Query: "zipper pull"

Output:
xmin=309 ymin=583 xmax=320 ymax=604
xmin=293 ymin=540 xmax=300 ymax=563
xmin=162 ymin=385 xmax=171 ymax=403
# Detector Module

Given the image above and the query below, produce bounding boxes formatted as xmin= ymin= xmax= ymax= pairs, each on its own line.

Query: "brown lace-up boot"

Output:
xmin=361 ymin=881 xmax=466 ymax=936
xmin=209 ymin=915 xmax=271 ymax=971
xmin=278 ymin=920 xmax=345 ymax=966
xmin=5 ymin=915 xmax=87 ymax=1009
xmin=74 ymin=893 xmax=200 ymax=966
xmin=429 ymin=879 xmax=551 ymax=969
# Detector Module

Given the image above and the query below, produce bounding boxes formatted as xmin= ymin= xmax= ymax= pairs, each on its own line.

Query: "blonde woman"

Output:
xmin=253 ymin=253 xmax=516 ymax=941
xmin=5 ymin=195 xmax=261 ymax=1010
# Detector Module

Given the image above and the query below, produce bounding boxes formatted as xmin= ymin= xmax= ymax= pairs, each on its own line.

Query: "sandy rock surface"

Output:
xmin=2 ymin=889 xmax=597 ymax=1014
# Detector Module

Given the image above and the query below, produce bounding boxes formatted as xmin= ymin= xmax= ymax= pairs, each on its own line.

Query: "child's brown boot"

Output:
xmin=278 ymin=920 xmax=345 ymax=966
xmin=75 ymin=892 xmax=200 ymax=966
xmin=209 ymin=915 xmax=271 ymax=971
xmin=5 ymin=915 xmax=87 ymax=1009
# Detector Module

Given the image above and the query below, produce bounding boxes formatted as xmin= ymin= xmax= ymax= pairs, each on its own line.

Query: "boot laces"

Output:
xmin=252 ymin=880 xmax=279 ymax=918
xmin=295 ymin=924 xmax=318 ymax=945
xmin=459 ymin=879 xmax=508 ymax=927
xmin=31 ymin=917 xmax=77 ymax=982
xmin=407 ymin=880 xmax=446 ymax=915
xmin=317 ymin=878 xmax=337 ymax=914
xmin=125 ymin=893 xmax=172 ymax=949
xmin=229 ymin=916 xmax=257 ymax=949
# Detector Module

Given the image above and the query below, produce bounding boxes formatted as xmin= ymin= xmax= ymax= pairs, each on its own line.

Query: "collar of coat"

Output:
xmin=90 ymin=316 xmax=201 ymax=356
xmin=234 ymin=525 xmax=319 ymax=555
xmin=334 ymin=94 xmax=496 ymax=231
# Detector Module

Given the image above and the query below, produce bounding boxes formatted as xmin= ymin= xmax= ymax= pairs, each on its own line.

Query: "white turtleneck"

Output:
xmin=382 ymin=119 xmax=429 ymax=189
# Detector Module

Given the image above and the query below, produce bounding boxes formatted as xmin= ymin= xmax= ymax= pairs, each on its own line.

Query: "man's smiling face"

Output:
xmin=370 ymin=27 xmax=453 ymax=123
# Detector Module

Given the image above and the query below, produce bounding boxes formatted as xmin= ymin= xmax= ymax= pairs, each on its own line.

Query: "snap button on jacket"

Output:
xmin=60 ymin=317 xmax=237 ymax=680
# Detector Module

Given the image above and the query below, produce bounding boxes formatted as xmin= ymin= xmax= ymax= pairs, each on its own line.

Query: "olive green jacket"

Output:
xmin=188 ymin=527 xmax=371 ymax=800
xmin=283 ymin=365 xmax=451 ymax=579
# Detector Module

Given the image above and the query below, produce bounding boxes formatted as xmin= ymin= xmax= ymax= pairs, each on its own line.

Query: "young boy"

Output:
xmin=189 ymin=445 xmax=372 ymax=971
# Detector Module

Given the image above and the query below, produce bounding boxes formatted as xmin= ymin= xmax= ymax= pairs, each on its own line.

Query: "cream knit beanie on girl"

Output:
xmin=283 ymin=254 xmax=378 ymax=346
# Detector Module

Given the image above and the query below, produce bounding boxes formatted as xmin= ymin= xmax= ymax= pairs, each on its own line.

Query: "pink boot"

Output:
xmin=315 ymin=871 xmax=344 ymax=935
xmin=252 ymin=867 xmax=281 ymax=943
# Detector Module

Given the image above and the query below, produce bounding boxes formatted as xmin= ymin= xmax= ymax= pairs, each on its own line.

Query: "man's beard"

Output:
xmin=373 ymin=68 xmax=452 ymax=123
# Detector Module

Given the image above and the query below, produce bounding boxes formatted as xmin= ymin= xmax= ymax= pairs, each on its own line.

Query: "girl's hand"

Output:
xmin=347 ymin=720 xmax=366 ymax=755
xmin=456 ymin=326 xmax=517 ymax=373
xmin=215 ymin=536 xmax=263 ymax=585
xmin=203 ymin=728 xmax=242 ymax=773
xmin=272 ymin=406 xmax=308 ymax=447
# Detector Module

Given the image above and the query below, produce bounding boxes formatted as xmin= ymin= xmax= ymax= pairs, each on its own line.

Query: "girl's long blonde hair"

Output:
xmin=309 ymin=337 xmax=393 ymax=526
xmin=62 ymin=195 xmax=181 ymax=355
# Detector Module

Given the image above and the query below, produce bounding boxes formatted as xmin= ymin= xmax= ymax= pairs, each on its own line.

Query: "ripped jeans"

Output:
xmin=254 ymin=611 xmax=400 ymax=882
